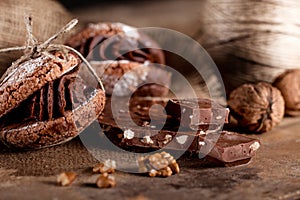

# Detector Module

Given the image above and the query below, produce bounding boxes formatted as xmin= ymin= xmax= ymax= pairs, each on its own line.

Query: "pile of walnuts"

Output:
xmin=138 ymin=151 xmax=180 ymax=177
xmin=57 ymin=159 xmax=117 ymax=188
xmin=228 ymin=69 xmax=300 ymax=133
xmin=56 ymin=152 xmax=181 ymax=189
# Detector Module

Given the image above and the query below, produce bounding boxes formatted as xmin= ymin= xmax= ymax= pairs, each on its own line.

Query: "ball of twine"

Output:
xmin=199 ymin=0 xmax=300 ymax=93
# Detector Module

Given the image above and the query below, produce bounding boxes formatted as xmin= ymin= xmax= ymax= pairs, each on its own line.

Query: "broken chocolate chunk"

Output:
xmin=99 ymin=97 xmax=218 ymax=132
xmin=101 ymin=122 xmax=260 ymax=164
xmin=165 ymin=98 xmax=229 ymax=130
xmin=98 ymin=97 xmax=260 ymax=165
xmin=197 ymin=131 xmax=260 ymax=163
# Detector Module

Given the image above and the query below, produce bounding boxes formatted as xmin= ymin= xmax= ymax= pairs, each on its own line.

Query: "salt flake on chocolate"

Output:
xmin=124 ymin=129 xmax=134 ymax=139
xmin=176 ymin=135 xmax=188 ymax=145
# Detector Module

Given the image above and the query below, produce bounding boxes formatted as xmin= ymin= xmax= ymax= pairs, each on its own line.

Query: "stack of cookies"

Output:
xmin=0 ymin=51 xmax=105 ymax=149
xmin=66 ymin=22 xmax=171 ymax=97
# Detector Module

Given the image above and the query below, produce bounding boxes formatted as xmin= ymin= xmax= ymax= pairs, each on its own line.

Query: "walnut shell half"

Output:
xmin=228 ymin=82 xmax=284 ymax=133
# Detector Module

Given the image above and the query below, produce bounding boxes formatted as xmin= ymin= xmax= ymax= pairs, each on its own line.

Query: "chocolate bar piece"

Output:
xmin=98 ymin=97 xmax=260 ymax=164
xmin=197 ymin=131 xmax=260 ymax=163
xmin=165 ymin=98 xmax=229 ymax=130
xmin=102 ymin=124 xmax=260 ymax=163
xmin=99 ymin=97 xmax=219 ymax=132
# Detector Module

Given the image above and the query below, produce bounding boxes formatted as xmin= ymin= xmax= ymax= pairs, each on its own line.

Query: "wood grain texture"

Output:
xmin=0 ymin=117 xmax=300 ymax=199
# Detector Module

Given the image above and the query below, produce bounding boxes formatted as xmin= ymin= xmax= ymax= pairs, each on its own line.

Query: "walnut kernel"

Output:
xmin=57 ymin=172 xmax=77 ymax=186
xmin=92 ymin=159 xmax=116 ymax=174
xmin=138 ymin=151 xmax=180 ymax=177
xmin=96 ymin=173 xmax=116 ymax=188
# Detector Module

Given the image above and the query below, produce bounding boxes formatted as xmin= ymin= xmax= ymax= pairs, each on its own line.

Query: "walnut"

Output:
xmin=228 ymin=82 xmax=285 ymax=133
xmin=57 ymin=172 xmax=77 ymax=186
xmin=138 ymin=151 xmax=180 ymax=177
xmin=149 ymin=167 xmax=172 ymax=177
xmin=273 ymin=69 xmax=300 ymax=116
xmin=96 ymin=173 xmax=116 ymax=188
xmin=92 ymin=159 xmax=116 ymax=174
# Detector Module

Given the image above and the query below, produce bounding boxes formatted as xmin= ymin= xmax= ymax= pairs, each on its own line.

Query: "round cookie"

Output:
xmin=0 ymin=51 xmax=106 ymax=149
xmin=0 ymin=51 xmax=79 ymax=118
xmin=66 ymin=22 xmax=165 ymax=64
xmin=89 ymin=60 xmax=171 ymax=97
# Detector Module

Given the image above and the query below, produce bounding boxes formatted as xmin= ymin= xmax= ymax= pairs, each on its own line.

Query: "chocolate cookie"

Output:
xmin=66 ymin=22 xmax=165 ymax=64
xmin=89 ymin=60 xmax=171 ymax=97
xmin=0 ymin=52 xmax=79 ymax=119
xmin=0 ymin=51 xmax=106 ymax=149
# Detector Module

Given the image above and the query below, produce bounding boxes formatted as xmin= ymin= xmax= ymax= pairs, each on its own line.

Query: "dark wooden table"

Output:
xmin=0 ymin=117 xmax=299 ymax=200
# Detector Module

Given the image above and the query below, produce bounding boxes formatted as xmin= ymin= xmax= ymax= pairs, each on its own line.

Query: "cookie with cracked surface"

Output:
xmin=66 ymin=22 xmax=165 ymax=64
xmin=87 ymin=60 xmax=171 ymax=97
xmin=0 ymin=51 xmax=105 ymax=149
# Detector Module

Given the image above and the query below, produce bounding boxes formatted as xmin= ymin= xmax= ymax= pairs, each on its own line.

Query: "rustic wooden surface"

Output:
xmin=0 ymin=117 xmax=300 ymax=200
xmin=0 ymin=1 xmax=300 ymax=199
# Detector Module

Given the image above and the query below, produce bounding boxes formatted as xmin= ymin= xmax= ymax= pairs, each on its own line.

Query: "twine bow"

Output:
xmin=0 ymin=16 xmax=105 ymax=91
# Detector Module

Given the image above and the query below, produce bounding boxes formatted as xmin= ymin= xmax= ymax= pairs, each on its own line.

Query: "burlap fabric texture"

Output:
xmin=0 ymin=0 xmax=80 ymax=76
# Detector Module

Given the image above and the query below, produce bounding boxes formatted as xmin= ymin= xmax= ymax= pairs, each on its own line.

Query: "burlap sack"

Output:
xmin=0 ymin=0 xmax=81 ymax=76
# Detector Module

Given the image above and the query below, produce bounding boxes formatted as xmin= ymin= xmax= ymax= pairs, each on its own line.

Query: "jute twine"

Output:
xmin=0 ymin=0 xmax=82 ymax=76
xmin=198 ymin=0 xmax=300 ymax=93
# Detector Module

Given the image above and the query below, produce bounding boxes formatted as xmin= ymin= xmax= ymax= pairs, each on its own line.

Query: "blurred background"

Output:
xmin=3 ymin=0 xmax=298 ymax=96
xmin=63 ymin=0 xmax=300 ymax=95
xmin=58 ymin=0 xmax=203 ymax=38
xmin=57 ymin=0 xmax=215 ymax=98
